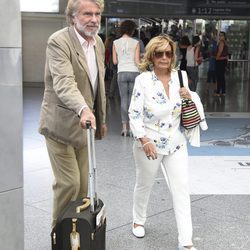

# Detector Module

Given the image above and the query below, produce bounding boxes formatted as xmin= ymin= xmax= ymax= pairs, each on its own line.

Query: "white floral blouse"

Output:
xmin=128 ymin=70 xmax=187 ymax=155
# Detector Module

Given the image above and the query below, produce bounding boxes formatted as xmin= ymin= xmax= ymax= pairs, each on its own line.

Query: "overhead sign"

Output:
xmin=103 ymin=0 xmax=250 ymax=18
xmin=103 ymin=0 xmax=187 ymax=17
xmin=188 ymin=0 xmax=250 ymax=17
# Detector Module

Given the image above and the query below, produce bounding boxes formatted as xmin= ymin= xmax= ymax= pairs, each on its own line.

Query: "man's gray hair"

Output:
xmin=65 ymin=0 xmax=104 ymax=25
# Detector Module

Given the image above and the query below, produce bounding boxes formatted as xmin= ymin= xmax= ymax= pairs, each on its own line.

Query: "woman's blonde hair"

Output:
xmin=66 ymin=0 xmax=104 ymax=25
xmin=139 ymin=35 xmax=176 ymax=72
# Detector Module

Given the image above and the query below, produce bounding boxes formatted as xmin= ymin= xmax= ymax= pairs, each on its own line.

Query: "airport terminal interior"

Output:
xmin=23 ymin=17 xmax=250 ymax=250
xmin=23 ymin=61 xmax=250 ymax=250
xmin=1 ymin=0 xmax=250 ymax=249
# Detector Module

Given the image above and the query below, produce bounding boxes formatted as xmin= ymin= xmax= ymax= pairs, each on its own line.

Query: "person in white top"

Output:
xmin=186 ymin=36 xmax=202 ymax=91
xmin=129 ymin=35 xmax=207 ymax=250
xmin=113 ymin=20 xmax=140 ymax=136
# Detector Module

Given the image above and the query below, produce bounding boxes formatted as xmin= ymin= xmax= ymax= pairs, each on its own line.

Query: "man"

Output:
xmin=38 ymin=0 xmax=107 ymax=228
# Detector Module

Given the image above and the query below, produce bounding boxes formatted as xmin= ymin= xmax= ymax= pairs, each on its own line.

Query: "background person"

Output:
xmin=38 ymin=0 xmax=107 ymax=228
xmin=112 ymin=20 xmax=140 ymax=136
xmin=179 ymin=35 xmax=191 ymax=71
xmin=186 ymin=35 xmax=202 ymax=91
xmin=104 ymin=34 xmax=115 ymax=95
xmin=215 ymin=31 xmax=228 ymax=96
xmin=206 ymin=35 xmax=217 ymax=94
xmin=129 ymin=35 xmax=207 ymax=250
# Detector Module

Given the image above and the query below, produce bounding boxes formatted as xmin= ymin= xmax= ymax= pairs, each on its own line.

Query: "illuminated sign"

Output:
xmin=188 ymin=0 xmax=250 ymax=17
xmin=104 ymin=0 xmax=187 ymax=17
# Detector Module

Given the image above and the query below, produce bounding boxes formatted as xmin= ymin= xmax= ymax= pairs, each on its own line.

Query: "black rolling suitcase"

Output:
xmin=51 ymin=121 xmax=106 ymax=250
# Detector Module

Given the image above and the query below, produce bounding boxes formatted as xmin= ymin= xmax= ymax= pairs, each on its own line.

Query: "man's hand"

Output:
xmin=80 ymin=107 xmax=96 ymax=130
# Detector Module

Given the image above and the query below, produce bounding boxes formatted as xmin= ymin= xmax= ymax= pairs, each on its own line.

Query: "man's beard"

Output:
xmin=76 ymin=21 xmax=100 ymax=37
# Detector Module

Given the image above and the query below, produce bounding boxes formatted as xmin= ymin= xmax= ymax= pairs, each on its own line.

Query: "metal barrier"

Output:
xmin=228 ymin=59 xmax=250 ymax=63
xmin=227 ymin=59 xmax=250 ymax=80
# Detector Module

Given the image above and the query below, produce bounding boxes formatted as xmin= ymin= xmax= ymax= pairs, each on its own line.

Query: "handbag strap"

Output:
xmin=178 ymin=70 xmax=184 ymax=88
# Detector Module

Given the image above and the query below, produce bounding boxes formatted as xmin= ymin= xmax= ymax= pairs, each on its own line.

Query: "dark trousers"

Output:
xmin=186 ymin=66 xmax=198 ymax=92
xmin=216 ymin=60 xmax=227 ymax=94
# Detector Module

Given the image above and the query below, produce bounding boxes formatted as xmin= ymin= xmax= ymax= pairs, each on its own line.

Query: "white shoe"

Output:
xmin=178 ymin=246 xmax=197 ymax=250
xmin=132 ymin=224 xmax=145 ymax=238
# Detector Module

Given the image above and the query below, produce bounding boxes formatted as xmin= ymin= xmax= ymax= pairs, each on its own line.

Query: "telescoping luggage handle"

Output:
xmin=86 ymin=120 xmax=99 ymax=212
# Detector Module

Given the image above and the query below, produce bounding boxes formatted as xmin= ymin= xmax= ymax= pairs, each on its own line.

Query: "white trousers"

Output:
xmin=133 ymin=143 xmax=193 ymax=246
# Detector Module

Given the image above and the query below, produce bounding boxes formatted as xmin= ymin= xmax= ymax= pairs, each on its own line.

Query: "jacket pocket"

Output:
xmin=53 ymin=104 xmax=87 ymax=148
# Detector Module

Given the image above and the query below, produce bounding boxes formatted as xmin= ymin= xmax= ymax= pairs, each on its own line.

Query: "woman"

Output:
xmin=129 ymin=35 xmax=207 ymax=250
xmin=215 ymin=31 xmax=228 ymax=96
xmin=186 ymin=36 xmax=202 ymax=91
xmin=113 ymin=20 xmax=140 ymax=136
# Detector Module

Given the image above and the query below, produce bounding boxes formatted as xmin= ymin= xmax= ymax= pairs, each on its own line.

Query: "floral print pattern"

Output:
xmin=132 ymin=89 xmax=141 ymax=101
xmin=154 ymin=137 xmax=169 ymax=149
xmin=129 ymin=109 xmax=141 ymax=120
xmin=144 ymin=106 xmax=154 ymax=119
xmin=152 ymin=91 xmax=167 ymax=104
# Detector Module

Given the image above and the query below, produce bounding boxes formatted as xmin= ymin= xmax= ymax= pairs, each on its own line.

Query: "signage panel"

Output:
xmin=103 ymin=0 xmax=187 ymax=17
xmin=188 ymin=0 xmax=250 ymax=17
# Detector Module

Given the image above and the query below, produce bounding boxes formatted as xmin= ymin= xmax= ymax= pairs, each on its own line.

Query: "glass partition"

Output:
xmin=20 ymin=0 xmax=59 ymax=12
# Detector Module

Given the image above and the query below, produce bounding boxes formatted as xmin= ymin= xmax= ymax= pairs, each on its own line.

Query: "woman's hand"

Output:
xmin=179 ymin=87 xmax=191 ymax=99
xmin=140 ymin=137 xmax=157 ymax=160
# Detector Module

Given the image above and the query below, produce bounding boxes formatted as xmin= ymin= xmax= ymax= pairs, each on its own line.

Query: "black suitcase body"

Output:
xmin=51 ymin=122 xmax=106 ymax=250
xmin=51 ymin=199 xmax=106 ymax=250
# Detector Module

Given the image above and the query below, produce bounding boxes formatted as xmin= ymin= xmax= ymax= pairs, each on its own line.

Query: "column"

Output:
xmin=0 ymin=0 xmax=24 ymax=249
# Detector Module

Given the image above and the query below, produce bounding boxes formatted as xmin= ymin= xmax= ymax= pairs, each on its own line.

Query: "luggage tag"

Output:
xmin=70 ymin=218 xmax=80 ymax=250
xmin=96 ymin=204 xmax=106 ymax=227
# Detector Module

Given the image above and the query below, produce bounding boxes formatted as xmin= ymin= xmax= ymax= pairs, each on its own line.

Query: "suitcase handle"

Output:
xmin=86 ymin=120 xmax=92 ymax=129
xmin=86 ymin=120 xmax=99 ymax=212
xmin=76 ymin=198 xmax=91 ymax=213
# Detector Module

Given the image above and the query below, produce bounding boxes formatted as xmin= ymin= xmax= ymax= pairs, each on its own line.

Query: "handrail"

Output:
xmin=228 ymin=59 xmax=250 ymax=63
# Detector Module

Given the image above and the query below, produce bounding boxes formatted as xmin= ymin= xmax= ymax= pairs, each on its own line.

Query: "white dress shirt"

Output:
xmin=74 ymin=27 xmax=98 ymax=115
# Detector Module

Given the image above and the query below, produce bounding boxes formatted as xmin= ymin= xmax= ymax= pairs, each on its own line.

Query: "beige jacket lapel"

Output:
xmin=68 ymin=26 xmax=105 ymax=99
xmin=94 ymin=41 xmax=102 ymax=84
xmin=68 ymin=26 xmax=92 ymax=85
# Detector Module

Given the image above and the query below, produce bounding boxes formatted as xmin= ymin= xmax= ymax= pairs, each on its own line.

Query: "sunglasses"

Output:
xmin=154 ymin=50 xmax=173 ymax=59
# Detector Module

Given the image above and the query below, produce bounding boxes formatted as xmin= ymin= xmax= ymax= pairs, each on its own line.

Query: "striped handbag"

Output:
xmin=178 ymin=70 xmax=201 ymax=129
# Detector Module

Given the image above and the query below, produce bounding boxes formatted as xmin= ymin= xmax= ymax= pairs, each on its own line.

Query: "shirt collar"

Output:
xmin=74 ymin=26 xmax=96 ymax=47
xmin=151 ymin=70 xmax=158 ymax=82
xmin=151 ymin=70 xmax=174 ymax=85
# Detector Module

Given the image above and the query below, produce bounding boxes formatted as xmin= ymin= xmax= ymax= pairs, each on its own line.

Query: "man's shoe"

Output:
xmin=132 ymin=224 xmax=145 ymax=238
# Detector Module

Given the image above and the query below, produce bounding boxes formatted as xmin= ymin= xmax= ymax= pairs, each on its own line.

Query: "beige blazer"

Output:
xmin=38 ymin=26 xmax=106 ymax=149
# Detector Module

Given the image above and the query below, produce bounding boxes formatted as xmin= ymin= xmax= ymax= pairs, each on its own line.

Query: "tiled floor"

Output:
xmin=23 ymin=62 xmax=250 ymax=249
xmin=197 ymin=60 xmax=250 ymax=113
